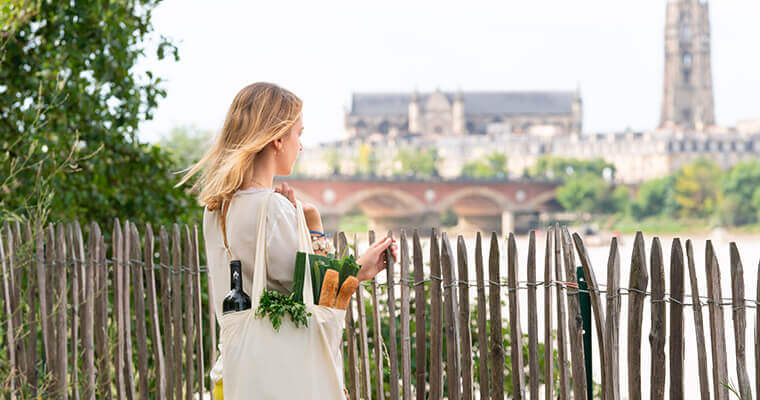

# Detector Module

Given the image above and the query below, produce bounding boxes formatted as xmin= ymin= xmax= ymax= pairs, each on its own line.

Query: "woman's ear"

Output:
xmin=272 ymin=137 xmax=283 ymax=152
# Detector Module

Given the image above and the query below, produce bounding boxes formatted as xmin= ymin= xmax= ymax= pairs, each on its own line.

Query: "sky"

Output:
xmin=135 ymin=0 xmax=760 ymax=146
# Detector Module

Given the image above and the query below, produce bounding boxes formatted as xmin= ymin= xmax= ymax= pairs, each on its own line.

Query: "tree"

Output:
xmin=158 ymin=125 xmax=213 ymax=170
xmin=395 ymin=147 xmax=438 ymax=178
xmin=526 ymin=156 xmax=615 ymax=181
xmin=0 ymin=1 xmax=197 ymax=229
xmin=461 ymin=152 xmax=508 ymax=179
xmin=719 ymin=161 xmax=760 ymax=225
xmin=322 ymin=147 xmax=341 ymax=175
xmin=672 ymin=159 xmax=722 ymax=219
xmin=630 ymin=176 xmax=677 ymax=219
xmin=556 ymin=174 xmax=608 ymax=213
xmin=355 ymin=143 xmax=379 ymax=177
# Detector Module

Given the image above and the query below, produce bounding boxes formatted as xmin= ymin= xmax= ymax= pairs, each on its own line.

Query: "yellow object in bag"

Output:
xmin=214 ymin=378 xmax=224 ymax=400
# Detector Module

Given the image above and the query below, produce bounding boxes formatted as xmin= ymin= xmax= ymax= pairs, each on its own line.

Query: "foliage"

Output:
xmin=256 ymin=290 xmax=311 ymax=331
xmin=630 ymin=176 xmax=677 ymax=219
xmin=0 ymin=0 xmax=198 ymax=233
xmin=323 ymin=147 xmax=342 ymax=175
xmin=461 ymin=152 xmax=508 ymax=179
xmin=556 ymin=174 xmax=629 ymax=215
xmin=394 ymin=147 xmax=439 ymax=178
xmin=355 ymin=143 xmax=379 ymax=177
xmin=440 ymin=208 xmax=458 ymax=227
xmin=526 ymin=156 xmax=615 ymax=181
xmin=157 ymin=125 xmax=212 ymax=170
xmin=718 ymin=161 xmax=760 ymax=225
xmin=672 ymin=158 xmax=722 ymax=219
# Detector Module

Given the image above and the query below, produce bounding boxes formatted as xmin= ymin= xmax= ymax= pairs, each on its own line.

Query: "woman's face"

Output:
xmin=275 ymin=115 xmax=303 ymax=175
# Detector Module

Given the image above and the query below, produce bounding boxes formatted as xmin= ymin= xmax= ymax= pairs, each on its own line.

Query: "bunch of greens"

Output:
xmin=255 ymin=290 xmax=311 ymax=332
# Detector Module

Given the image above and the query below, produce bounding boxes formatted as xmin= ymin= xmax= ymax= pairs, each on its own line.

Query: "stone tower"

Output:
xmin=660 ymin=0 xmax=715 ymax=131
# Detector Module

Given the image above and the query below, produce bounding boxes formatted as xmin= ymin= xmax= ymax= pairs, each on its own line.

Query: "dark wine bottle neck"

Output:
xmin=230 ymin=263 xmax=242 ymax=291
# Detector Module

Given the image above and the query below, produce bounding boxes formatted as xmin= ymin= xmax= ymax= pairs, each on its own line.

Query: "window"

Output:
xmin=683 ymin=69 xmax=691 ymax=83
xmin=683 ymin=53 xmax=692 ymax=67
xmin=682 ymin=24 xmax=691 ymax=40
xmin=682 ymin=109 xmax=692 ymax=123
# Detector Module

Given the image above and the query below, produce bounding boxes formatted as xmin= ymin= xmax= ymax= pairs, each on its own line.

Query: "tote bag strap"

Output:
xmin=220 ymin=193 xmax=317 ymax=308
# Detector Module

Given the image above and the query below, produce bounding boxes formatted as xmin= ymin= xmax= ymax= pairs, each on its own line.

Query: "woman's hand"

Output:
xmin=356 ymin=237 xmax=398 ymax=282
xmin=275 ymin=182 xmax=323 ymax=232
xmin=275 ymin=182 xmax=296 ymax=207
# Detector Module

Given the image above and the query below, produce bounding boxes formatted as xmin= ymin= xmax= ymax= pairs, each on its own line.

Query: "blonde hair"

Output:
xmin=176 ymin=82 xmax=302 ymax=211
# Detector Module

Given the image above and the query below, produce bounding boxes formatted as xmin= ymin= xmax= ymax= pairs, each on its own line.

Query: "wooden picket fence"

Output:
xmin=0 ymin=220 xmax=208 ymax=400
xmin=337 ymin=227 xmax=759 ymax=400
xmin=1 ymin=219 xmax=759 ymax=399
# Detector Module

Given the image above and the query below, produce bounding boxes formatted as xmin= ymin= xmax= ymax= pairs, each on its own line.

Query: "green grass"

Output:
xmin=338 ymin=213 xmax=369 ymax=233
xmin=604 ymin=215 xmax=711 ymax=234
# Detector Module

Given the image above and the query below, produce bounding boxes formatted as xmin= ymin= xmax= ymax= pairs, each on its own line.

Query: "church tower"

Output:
xmin=660 ymin=0 xmax=715 ymax=131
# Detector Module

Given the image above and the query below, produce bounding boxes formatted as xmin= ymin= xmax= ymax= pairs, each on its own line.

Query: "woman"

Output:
xmin=178 ymin=82 xmax=397 ymax=398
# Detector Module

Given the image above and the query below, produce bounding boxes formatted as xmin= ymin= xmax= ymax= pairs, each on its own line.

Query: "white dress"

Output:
xmin=202 ymin=188 xmax=300 ymax=323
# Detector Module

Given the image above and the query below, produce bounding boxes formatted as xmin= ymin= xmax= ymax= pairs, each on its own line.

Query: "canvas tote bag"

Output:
xmin=219 ymin=193 xmax=346 ymax=399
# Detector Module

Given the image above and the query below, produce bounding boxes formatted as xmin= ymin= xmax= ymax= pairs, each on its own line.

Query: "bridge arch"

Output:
xmin=335 ymin=187 xmax=427 ymax=216
xmin=435 ymin=186 xmax=515 ymax=213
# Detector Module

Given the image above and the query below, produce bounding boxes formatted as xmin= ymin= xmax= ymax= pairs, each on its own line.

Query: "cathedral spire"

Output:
xmin=660 ymin=0 xmax=715 ymax=131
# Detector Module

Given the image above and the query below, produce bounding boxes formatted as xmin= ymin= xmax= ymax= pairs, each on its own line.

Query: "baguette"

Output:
xmin=318 ymin=269 xmax=340 ymax=307
xmin=334 ymin=276 xmax=359 ymax=310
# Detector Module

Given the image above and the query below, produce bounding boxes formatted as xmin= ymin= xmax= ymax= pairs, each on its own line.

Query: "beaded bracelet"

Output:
xmin=310 ymin=234 xmax=335 ymax=255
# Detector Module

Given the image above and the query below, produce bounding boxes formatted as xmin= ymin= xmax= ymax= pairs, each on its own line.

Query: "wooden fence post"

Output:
xmin=527 ymin=231 xmax=539 ymax=400
xmin=554 ymin=226 xmax=569 ymax=400
xmin=183 ymin=225 xmax=195 ymax=400
xmin=560 ymin=227 xmax=587 ymax=400
xmin=730 ymin=243 xmax=752 ymax=400
xmin=488 ymin=232 xmax=504 ymax=400
xmin=55 ymin=222 xmax=69 ymax=399
xmin=507 ymin=233 xmax=525 ymax=399
xmin=543 ymin=229 xmax=554 ymax=400
xmin=474 ymin=232 xmax=490 ymax=400
xmin=441 ymin=233 xmax=460 ymax=399
xmin=669 ymin=239 xmax=685 ymax=400
xmin=604 ymin=238 xmax=621 ymax=400
xmin=686 ymin=240 xmax=710 ymax=400
xmin=650 ymin=238 xmax=666 ymax=400
xmin=400 ymin=231 xmax=412 ymax=400
xmin=429 ymin=229 xmax=443 ymax=400
xmin=413 ymin=230 xmax=426 ymax=400
xmin=83 ymin=222 xmax=97 ymax=400
xmin=457 ymin=236 xmax=473 ymax=400
xmin=386 ymin=231 xmax=400 ymax=400
xmin=145 ymin=223 xmax=167 ymax=400
xmin=627 ymin=232 xmax=648 ymax=400
xmin=159 ymin=226 xmax=174 ymax=398
xmin=705 ymin=240 xmax=729 ymax=400
xmin=369 ymin=230 xmax=385 ymax=400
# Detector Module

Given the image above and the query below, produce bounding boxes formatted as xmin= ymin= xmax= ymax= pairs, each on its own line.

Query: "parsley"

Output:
xmin=255 ymin=290 xmax=311 ymax=331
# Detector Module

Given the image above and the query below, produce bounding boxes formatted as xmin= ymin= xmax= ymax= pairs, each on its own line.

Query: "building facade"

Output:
xmin=345 ymin=89 xmax=583 ymax=139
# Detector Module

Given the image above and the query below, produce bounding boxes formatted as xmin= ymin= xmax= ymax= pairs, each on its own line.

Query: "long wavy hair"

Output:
xmin=176 ymin=82 xmax=302 ymax=211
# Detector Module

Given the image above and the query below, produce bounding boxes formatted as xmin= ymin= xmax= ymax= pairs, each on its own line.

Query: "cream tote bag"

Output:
xmin=219 ymin=193 xmax=346 ymax=399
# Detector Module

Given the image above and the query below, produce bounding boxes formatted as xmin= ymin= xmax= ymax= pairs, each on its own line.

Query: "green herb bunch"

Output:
xmin=255 ymin=290 xmax=311 ymax=331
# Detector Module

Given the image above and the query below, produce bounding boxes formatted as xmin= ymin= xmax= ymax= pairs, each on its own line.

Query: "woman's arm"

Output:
xmin=275 ymin=183 xmax=398 ymax=278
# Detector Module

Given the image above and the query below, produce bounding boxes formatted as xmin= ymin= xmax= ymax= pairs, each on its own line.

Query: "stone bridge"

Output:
xmin=279 ymin=177 xmax=560 ymax=235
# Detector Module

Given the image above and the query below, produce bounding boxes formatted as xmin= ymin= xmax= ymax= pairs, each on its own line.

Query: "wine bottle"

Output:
xmin=223 ymin=260 xmax=251 ymax=314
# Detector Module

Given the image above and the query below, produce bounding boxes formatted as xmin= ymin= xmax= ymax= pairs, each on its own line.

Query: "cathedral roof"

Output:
xmin=349 ymin=91 xmax=576 ymax=116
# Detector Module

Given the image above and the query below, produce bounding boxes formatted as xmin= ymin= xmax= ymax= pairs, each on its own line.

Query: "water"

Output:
xmin=361 ymin=230 xmax=760 ymax=399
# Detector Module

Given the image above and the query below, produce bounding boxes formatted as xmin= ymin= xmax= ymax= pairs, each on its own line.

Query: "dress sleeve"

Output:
xmin=264 ymin=193 xmax=299 ymax=294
